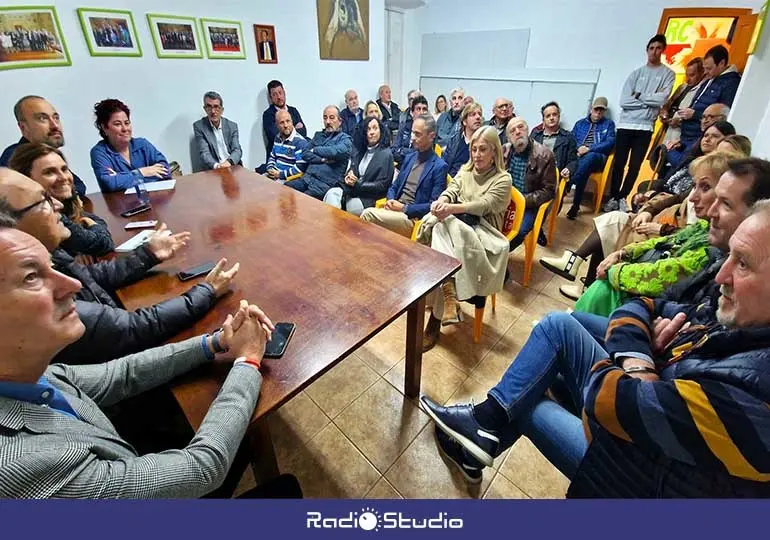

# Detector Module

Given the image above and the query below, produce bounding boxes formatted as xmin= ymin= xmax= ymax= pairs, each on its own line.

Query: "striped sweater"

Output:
xmin=581 ymin=297 xmax=770 ymax=489
xmin=266 ymin=131 xmax=310 ymax=180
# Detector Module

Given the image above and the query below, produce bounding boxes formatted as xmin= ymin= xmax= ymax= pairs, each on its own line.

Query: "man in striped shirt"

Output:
xmin=420 ymin=159 xmax=770 ymax=496
xmin=265 ymin=109 xmax=310 ymax=183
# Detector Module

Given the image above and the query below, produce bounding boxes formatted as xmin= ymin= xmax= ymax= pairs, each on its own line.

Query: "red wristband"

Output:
xmin=234 ymin=356 xmax=262 ymax=371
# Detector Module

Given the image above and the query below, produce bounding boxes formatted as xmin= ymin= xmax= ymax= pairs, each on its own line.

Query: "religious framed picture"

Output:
xmin=200 ymin=18 xmax=245 ymax=60
xmin=316 ymin=0 xmax=369 ymax=60
xmin=146 ymin=13 xmax=202 ymax=59
xmin=253 ymin=24 xmax=277 ymax=64
xmin=76 ymin=8 xmax=142 ymax=58
xmin=0 ymin=5 xmax=71 ymax=71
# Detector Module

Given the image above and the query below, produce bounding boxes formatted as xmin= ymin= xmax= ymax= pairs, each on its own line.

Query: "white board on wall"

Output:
xmin=420 ymin=76 xmax=597 ymax=128
xmin=420 ymin=29 xmax=530 ymax=78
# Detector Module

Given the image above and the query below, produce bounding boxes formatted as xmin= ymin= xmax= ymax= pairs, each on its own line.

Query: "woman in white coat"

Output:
xmin=417 ymin=125 xmax=513 ymax=351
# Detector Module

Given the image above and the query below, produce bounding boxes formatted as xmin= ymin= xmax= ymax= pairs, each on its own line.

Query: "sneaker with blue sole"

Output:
xmin=420 ymin=396 xmax=499 ymax=467
xmin=434 ymin=426 xmax=484 ymax=484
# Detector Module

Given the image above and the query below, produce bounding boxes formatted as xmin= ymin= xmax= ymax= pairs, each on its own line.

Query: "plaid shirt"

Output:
xmin=508 ymin=149 xmax=529 ymax=194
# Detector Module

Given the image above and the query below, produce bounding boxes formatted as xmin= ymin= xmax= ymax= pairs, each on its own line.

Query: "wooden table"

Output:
xmin=88 ymin=167 xmax=460 ymax=479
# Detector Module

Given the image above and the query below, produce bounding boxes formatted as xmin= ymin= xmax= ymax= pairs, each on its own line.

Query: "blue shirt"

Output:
xmin=509 ymin=150 xmax=529 ymax=194
xmin=0 ymin=375 xmax=79 ymax=419
xmin=90 ymin=137 xmax=170 ymax=193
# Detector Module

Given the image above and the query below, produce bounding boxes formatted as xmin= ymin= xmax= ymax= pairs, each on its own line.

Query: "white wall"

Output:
xmin=1 ymin=0 xmax=385 ymax=193
xmin=403 ymin=0 xmax=763 ymax=123
xmin=730 ymin=9 xmax=770 ymax=158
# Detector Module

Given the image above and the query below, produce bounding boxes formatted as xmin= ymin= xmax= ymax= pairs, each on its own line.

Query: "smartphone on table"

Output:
xmin=120 ymin=203 xmax=152 ymax=218
xmin=177 ymin=261 xmax=217 ymax=281
xmin=264 ymin=322 xmax=296 ymax=359
xmin=125 ymin=220 xmax=158 ymax=230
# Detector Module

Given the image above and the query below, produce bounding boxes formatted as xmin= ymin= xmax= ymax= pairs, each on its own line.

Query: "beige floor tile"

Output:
xmin=458 ymin=301 xmax=523 ymax=340
xmin=334 ymin=379 xmax=429 ymax=473
xmin=270 ymin=391 xmax=331 ymax=465
xmin=443 ymin=376 xmax=510 ymax=470
xmin=281 ymin=423 xmax=380 ymax=498
xmin=484 ymin=472 xmax=530 ymax=499
xmin=386 ymin=424 xmax=493 ymax=499
xmin=507 ymin=253 xmax=557 ymax=292
xmin=356 ymin=322 xmax=406 ymax=375
xmin=384 ymin=350 xmax=468 ymax=405
xmin=494 ymin=279 xmax=540 ymax=312
xmin=499 ymin=437 xmax=570 ymax=499
xmin=519 ymin=293 xmax=573 ymax=323
xmin=365 ymin=477 xmax=403 ymax=499
xmin=471 ymin=319 xmax=533 ymax=389
xmin=429 ymin=321 xmax=499 ymax=375
xmin=539 ymin=273 xmax=580 ymax=306
xmin=306 ymin=354 xmax=380 ymax=418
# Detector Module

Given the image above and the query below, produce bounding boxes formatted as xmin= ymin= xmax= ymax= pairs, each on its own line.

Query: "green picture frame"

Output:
xmin=199 ymin=17 xmax=246 ymax=60
xmin=76 ymin=8 xmax=142 ymax=58
xmin=0 ymin=5 xmax=71 ymax=71
xmin=146 ymin=13 xmax=202 ymax=59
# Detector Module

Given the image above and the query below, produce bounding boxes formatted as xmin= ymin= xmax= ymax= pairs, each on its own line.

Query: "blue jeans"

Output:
xmin=509 ymin=208 xmax=537 ymax=251
xmin=570 ymin=311 xmax=609 ymax=348
xmin=570 ymin=152 xmax=606 ymax=209
xmin=285 ymin=177 xmax=330 ymax=200
xmin=487 ymin=312 xmax=608 ymax=478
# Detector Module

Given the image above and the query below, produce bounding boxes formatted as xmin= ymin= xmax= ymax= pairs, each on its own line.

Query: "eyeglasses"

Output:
xmin=12 ymin=192 xmax=54 ymax=219
xmin=496 ymin=104 xmax=512 ymax=109
xmin=702 ymin=114 xmax=724 ymax=121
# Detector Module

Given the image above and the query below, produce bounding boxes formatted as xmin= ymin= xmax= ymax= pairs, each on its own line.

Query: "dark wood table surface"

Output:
xmin=87 ymin=167 xmax=460 ymax=476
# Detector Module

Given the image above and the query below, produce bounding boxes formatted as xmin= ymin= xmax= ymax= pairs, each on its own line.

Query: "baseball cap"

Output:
xmin=592 ymin=97 xmax=608 ymax=110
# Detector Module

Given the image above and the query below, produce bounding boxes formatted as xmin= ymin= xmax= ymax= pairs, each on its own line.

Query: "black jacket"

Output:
xmin=344 ymin=147 xmax=395 ymax=208
xmin=377 ymin=99 xmax=400 ymax=132
xmin=660 ymin=247 xmax=723 ymax=307
xmin=51 ymin=246 xmax=218 ymax=364
xmin=530 ymin=126 xmax=578 ymax=177
xmin=59 ymin=212 xmax=114 ymax=257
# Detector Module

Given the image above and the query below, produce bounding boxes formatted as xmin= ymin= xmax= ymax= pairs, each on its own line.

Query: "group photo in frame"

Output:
xmin=0 ymin=5 xmax=70 ymax=70
xmin=254 ymin=24 xmax=277 ymax=64
xmin=146 ymin=13 xmax=202 ymax=58
xmin=200 ymin=18 xmax=245 ymax=59
xmin=77 ymin=7 xmax=141 ymax=57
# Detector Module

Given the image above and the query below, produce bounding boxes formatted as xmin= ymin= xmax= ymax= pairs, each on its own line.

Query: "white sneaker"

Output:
xmin=618 ymin=198 xmax=629 ymax=213
xmin=559 ymin=284 xmax=584 ymax=301
xmin=602 ymin=198 xmax=619 ymax=212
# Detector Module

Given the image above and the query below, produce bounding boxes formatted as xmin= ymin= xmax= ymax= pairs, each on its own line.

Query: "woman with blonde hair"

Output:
xmin=717 ymin=134 xmax=752 ymax=156
xmin=363 ymin=100 xmax=382 ymax=121
xmin=418 ymin=125 xmax=512 ymax=350
xmin=433 ymin=94 xmax=447 ymax=120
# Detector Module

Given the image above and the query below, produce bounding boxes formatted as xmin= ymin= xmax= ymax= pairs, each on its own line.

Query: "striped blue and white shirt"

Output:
xmin=267 ymin=130 xmax=311 ymax=181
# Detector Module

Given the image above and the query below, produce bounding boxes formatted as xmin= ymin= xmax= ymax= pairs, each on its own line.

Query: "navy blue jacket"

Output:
xmin=377 ymin=99 xmax=401 ymax=132
xmin=681 ymin=68 xmax=742 ymax=144
xmin=302 ymin=130 xmax=353 ymax=191
xmin=340 ymin=108 xmax=362 ymax=137
xmin=1 ymin=137 xmax=87 ymax=196
xmin=262 ymin=105 xmax=307 ymax=155
xmin=531 ymin=126 xmax=578 ymax=177
xmin=386 ymin=150 xmax=448 ymax=219
xmin=391 ymin=116 xmax=414 ymax=167
xmin=442 ymin=131 xmax=469 ymax=177
xmin=571 ymin=116 xmax=616 ymax=156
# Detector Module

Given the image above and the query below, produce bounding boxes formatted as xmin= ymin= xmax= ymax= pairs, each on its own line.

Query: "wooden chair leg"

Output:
xmin=473 ymin=306 xmax=484 ymax=343
xmin=491 ymin=294 xmax=496 ymax=312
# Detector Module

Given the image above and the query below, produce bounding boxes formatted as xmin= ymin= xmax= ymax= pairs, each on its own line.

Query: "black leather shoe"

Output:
xmin=434 ymin=427 xmax=483 ymax=484
xmin=537 ymin=230 xmax=548 ymax=247
xmin=566 ymin=205 xmax=579 ymax=220
xmin=420 ymin=396 xmax=499 ymax=467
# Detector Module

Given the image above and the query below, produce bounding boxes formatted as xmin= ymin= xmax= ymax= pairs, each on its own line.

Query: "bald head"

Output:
xmin=493 ymin=97 xmax=514 ymax=122
xmin=15 ymin=97 xmax=65 ymax=148
xmin=275 ymin=109 xmax=294 ymax=138
xmin=702 ymin=103 xmax=730 ymax=132
xmin=323 ymin=105 xmax=341 ymax=132
xmin=0 ymin=167 xmax=69 ymax=251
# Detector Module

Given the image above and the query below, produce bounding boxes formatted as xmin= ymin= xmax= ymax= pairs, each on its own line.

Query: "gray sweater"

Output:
xmin=617 ymin=63 xmax=675 ymax=131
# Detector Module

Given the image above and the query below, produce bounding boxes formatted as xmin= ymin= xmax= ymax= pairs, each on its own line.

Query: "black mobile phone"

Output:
xmin=120 ymin=203 xmax=151 ymax=218
xmin=177 ymin=261 xmax=216 ymax=281
xmin=264 ymin=322 xmax=296 ymax=359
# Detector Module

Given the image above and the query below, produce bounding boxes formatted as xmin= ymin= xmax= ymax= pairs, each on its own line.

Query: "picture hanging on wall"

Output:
xmin=0 ymin=5 xmax=71 ymax=71
xmin=316 ymin=0 xmax=369 ymax=60
xmin=146 ymin=13 xmax=202 ymax=59
xmin=200 ymin=18 xmax=245 ymax=59
xmin=77 ymin=8 xmax=142 ymax=57
xmin=253 ymin=24 xmax=277 ymax=64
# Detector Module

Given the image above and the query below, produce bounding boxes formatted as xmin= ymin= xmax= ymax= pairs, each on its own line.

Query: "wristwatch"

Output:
xmin=623 ymin=365 xmax=657 ymax=375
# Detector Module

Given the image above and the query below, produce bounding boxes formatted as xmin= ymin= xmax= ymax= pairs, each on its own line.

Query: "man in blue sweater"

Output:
xmin=566 ymin=97 xmax=616 ymax=219
xmin=262 ymin=80 xmax=307 ymax=157
xmin=285 ymin=106 xmax=352 ymax=201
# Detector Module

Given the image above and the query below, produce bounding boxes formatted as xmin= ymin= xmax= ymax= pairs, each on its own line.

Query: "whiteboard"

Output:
xmin=421 ymin=29 xmax=530 ymax=78
xmin=420 ymin=76 xmax=598 ymax=130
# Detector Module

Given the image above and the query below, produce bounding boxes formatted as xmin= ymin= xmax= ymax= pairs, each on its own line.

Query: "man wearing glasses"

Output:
xmin=487 ymin=98 xmax=515 ymax=143
xmin=193 ymin=91 xmax=243 ymax=171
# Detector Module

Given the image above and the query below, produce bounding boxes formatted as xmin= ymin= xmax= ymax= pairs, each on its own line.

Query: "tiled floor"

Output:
xmin=235 ymin=198 xmax=595 ymax=499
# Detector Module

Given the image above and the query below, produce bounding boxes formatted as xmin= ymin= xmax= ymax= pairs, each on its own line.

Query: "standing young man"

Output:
xmin=604 ymin=34 xmax=674 ymax=212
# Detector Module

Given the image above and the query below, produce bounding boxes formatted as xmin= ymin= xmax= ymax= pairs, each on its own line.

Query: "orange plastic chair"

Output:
xmin=587 ymin=152 xmax=615 ymax=215
xmin=546 ymin=171 xmax=565 ymax=246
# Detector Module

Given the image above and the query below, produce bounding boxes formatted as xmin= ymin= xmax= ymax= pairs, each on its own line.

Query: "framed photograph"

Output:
xmin=200 ymin=18 xmax=245 ymax=59
xmin=146 ymin=13 xmax=202 ymax=59
xmin=316 ymin=0 xmax=369 ymax=60
xmin=0 ymin=5 xmax=71 ymax=71
xmin=77 ymin=8 xmax=141 ymax=57
xmin=253 ymin=24 xmax=277 ymax=64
